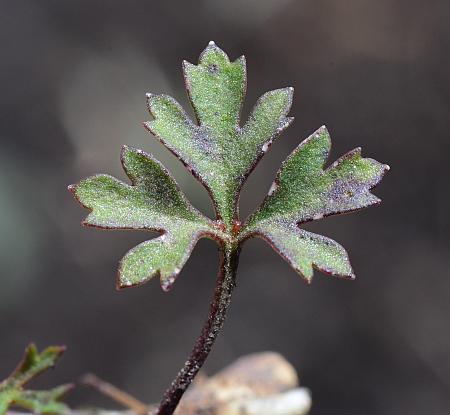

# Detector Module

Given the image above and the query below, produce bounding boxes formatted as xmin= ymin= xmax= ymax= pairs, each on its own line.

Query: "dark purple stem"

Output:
xmin=157 ymin=241 xmax=240 ymax=415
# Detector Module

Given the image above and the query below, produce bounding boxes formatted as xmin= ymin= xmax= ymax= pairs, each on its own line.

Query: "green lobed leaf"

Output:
xmin=144 ymin=41 xmax=293 ymax=229
xmin=70 ymin=42 xmax=388 ymax=290
xmin=254 ymin=222 xmax=354 ymax=282
xmin=118 ymin=228 xmax=206 ymax=291
xmin=12 ymin=387 xmax=70 ymax=415
xmin=70 ymin=145 xmax=224 ymax=291
xmin=0 ymin=344 xmax=72 ymax=415
xmin=242 ymin=126 xmax=389 ymax=281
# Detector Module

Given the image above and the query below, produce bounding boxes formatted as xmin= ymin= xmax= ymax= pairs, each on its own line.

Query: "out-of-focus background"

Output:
xmin=0 ymin=1 xmax=449 ymax=414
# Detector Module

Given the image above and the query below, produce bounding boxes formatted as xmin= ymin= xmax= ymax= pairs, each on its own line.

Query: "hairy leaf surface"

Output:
xmin=70 ymin=42 xmax=388 ymax=290
xmin=144 ymin=42 xmax=293 ymax=228
xmin=242 ymin=126 xmax=389 ymax=281
xmin=70 ymin=146 xmax=222 ymax=291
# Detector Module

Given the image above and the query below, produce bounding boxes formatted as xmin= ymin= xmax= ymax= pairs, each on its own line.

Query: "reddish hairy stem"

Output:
xmin=157 ymin=241 xmax=240 ymax=415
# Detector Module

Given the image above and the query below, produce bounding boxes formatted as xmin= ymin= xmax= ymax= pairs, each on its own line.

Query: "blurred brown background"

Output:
xmin=0 ymin=1 xmax=449 ymax=414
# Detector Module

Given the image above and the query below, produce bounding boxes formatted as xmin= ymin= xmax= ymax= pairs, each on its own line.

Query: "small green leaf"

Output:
xmin=70 ymin=146 xmax=222 ymax=290
xmin=12 ymin=387 xmax=71 ymax=415
xmin=118 ymin=227 xmax=206 ymax=291
xmin=0 ymin=344 xmax=72 ymax=415
xmin=242 ymin=126 xmax=389 ymax=281
xmin=144 ymin=41 xmax=293 ymax=228
xmin=183 ymin=44 xmax=246 ymax=133
xmin=255 ymin=222 xmax=354 ymax=282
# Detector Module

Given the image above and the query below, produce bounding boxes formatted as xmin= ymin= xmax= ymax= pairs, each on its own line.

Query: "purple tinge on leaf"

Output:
xmin=241 ymin=125 xmax=389 ymax=282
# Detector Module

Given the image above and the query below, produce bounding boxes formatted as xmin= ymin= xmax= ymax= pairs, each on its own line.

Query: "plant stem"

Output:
xmin=82 ymin=373 xmax=149 ymax=414
xmin=157 ymin=241 xmax=240 ymax=415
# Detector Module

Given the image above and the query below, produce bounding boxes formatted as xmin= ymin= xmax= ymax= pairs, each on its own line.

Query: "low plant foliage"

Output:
xmin=69 ymin=41 xmax=388 ymax=414
xmin=70 ymin=41 xmax=388 ymax=288
xmin=0 ymin=344 xmax=72 ymax=415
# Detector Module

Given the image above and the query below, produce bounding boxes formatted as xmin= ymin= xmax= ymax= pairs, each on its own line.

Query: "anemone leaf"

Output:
xmin=70 ymin=42 xmax=389 ymax=288
xmin=144 ymin=41 xmax=293 ymax=228
xmin=70 ymin=146 xmax=219 ymax=289
xmin=243 ymin=126 xmax=389 ymax=281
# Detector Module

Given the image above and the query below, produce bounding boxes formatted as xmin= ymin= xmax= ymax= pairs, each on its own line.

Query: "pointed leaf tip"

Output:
xmin=160 ymin=271 xmax=179 ymax=292
xmin=143 ymin=43 xmax=296 ymax=228
xmin=182 ymin=59 xmax=194 ymax=70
